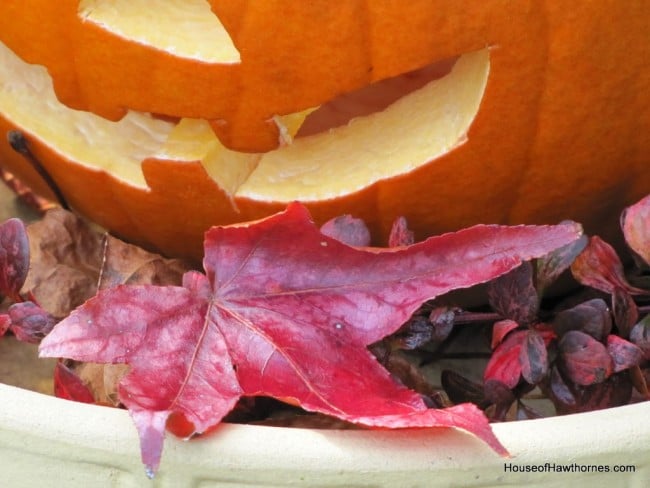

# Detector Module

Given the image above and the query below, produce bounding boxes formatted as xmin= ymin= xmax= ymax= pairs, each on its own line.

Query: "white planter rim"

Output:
xmin=0 ymin=383 xmax=648 ymax=486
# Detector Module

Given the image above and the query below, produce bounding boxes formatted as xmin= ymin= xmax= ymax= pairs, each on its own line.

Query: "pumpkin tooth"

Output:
xmin=272 ymin=116 xmax=294 ymax=147
xmin=153 ymin=118 xmax=259 ymax=197
xmin=272 ymin=109 xmax=318 ymax=147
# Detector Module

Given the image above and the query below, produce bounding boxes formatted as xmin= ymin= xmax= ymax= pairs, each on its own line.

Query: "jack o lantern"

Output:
xmin=0 ymin=1 xmax=648 ymax=260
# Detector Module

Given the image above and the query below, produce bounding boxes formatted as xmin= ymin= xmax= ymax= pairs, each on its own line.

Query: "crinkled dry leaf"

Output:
xmin=428 ymin=307 xmax=456 ymax=342
xmin=388 ymin=217 xmax=415 ymax=247
xmin=24 ymin=209 xmax=190 ymax=404
xmin=611 ymin=287 xmax=639 ymax=338
xmin=24 ymin=209 xmax=103 ymax=318
xmin=0 ymin=313 xmax=10 ymax=337
xmin=440 ymin=369 xmax=489 ymax=409
xmin=8 ymin=301 xmax=56 ymax=344
xmin=98 ymin=235 xmax=190 ymax=290
xmin=606 ymin=335 xmax=644 ymax=373
xmin=483 ymin=379 xmax=517 ymax=421
xmin=53 ymin=361 xmax=95 ymax=404
xmin=571 ymin=236 xmax=647 ymax=296
xmin=25 ymin=209 xmax=191 ymax=319
xmin=519 ymin=330 xmax=548 ymax=385
xmin=629 ymin=366 xmax=650 ymax=399
xmin=487 ymin=262 xmax=538 ymax=326
xmin=552 ymin=298 xmax=612 ymax=341
xmin=0 ymin=218 xmax=30 ymax=301
xmin=621 ymin=194 xmax=650 ymax=267
xmin=535 ymin=232 xmax=588 ymax=295
xmin=559 ymin=330 xmax=613 ymax=386
xmin=319 ymin=215 xmax=370 ymax=247
xmin=381 ymin=351 xmax=439 ymax=400
xmin=484 ymin=330 xmax=528 ymax=389
xmin=630 ymin=316 xmax=650 ymax=359
xmin=545 ymin=366 xmax=633 ymax=415
xmin=389 ymin=307 xmax=455 ymax=350
xmin=74 ymin=362 xmax=130 ymax=406
xmin=491 ymin=319 xmax=520 ymax=349
xmin=390 ymin=315 xmax=434 ymax=350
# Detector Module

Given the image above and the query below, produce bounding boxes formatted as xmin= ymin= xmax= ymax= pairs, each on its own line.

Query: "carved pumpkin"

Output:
xmin=0 ymin=1 xmax=648 ymax=260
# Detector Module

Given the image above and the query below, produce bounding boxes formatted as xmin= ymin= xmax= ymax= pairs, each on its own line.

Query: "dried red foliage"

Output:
xmin=37 ymin=203 xmax=580 ymax=474
xmin=2 ymin=194 xmax=650 ymax=478
xmin=0 ymin=218 xmax=29 ymax=302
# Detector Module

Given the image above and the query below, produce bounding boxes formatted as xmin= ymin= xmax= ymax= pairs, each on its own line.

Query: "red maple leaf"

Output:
xmin=39 ymin=203 xmax=582 ymax=476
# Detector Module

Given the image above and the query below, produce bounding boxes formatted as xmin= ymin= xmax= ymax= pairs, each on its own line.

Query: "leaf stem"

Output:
xmin=6 ymin=130 xmax=69 ymax=210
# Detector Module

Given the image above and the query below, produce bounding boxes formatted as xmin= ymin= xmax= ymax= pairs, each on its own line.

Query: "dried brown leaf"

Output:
xmin=98 ymin=235 xmax=190 ymax=290
xmin=24 ymin=209 xmax=191 ymax=319
xmin=24 ymin=209 xmax=103 ymax=318
xmin=74 ymin=362 xmax=130 ymax=406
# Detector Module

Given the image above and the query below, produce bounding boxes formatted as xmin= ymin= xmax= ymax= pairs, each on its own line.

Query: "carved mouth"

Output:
xmin=0 ymin=0 xmax=490 ymax=204
xmin=295 ymin=57 xmax=459 ymax=139
xmin=236 ymin=50 xmax=489 ymax=202
xmin=0 ymin=41 xmax=489 ymax=202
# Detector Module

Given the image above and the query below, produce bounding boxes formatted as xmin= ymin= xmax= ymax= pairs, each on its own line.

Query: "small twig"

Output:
xmin=432 ymin=351 xmax=493 ymax=360
xmin=6 ymin=130 xmax=69 ymax=210
xmin=453 ymin=311 xmax=503 ymax=325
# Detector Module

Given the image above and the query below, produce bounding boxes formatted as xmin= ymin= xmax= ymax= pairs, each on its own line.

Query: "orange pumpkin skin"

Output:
xmin=0 ymin=1 xmax=648 ymax=261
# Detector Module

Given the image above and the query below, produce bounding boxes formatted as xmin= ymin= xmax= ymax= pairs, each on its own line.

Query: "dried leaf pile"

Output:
xmin=0 ymin=197 xmax=649 ymax=477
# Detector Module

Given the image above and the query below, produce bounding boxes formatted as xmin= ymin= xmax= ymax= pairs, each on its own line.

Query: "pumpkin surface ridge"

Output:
xmin=0 ymin=1 xmax=647 ymax=260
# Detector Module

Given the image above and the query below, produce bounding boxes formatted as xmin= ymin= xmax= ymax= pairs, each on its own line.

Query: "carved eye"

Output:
xmin=77 ymin=0 xmax=240 ymax=63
